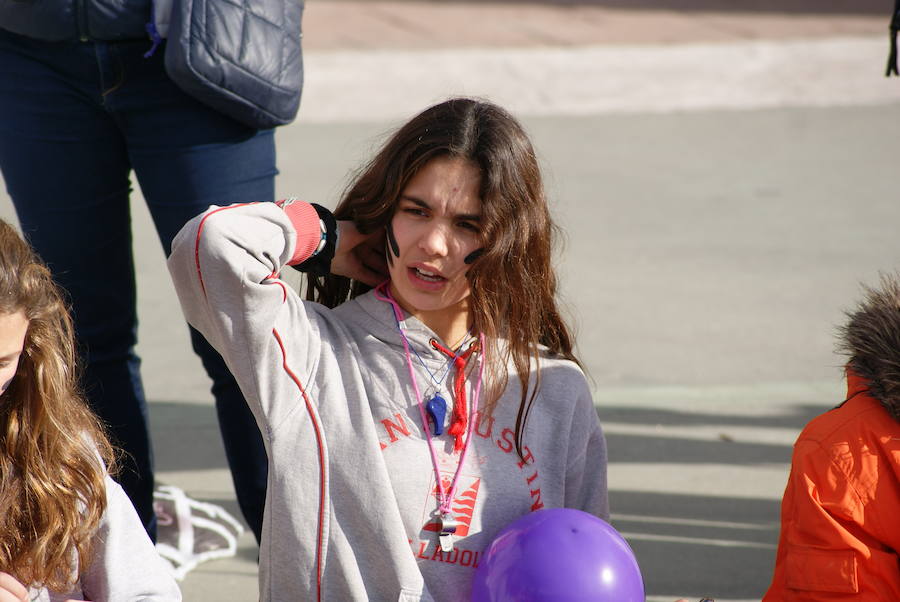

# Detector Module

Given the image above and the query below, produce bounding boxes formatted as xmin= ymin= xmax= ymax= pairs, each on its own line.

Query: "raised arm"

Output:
xmin=167 ymin=200 xmax=386 ymax=430
xmin=167 ymin=201 xmax=334 ymax=425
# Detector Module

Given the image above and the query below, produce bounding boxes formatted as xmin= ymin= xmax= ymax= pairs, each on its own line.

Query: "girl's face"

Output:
xmin=0 ymin=310 xmax=28 ymax=396
xmin=387 ymin=156 xmax=483 ymax=322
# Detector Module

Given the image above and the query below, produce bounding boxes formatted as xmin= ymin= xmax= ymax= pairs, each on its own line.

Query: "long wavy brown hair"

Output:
xmin=0 ymin=220 xmax=114 ymax=590
xmin=307 ymin=97 xmax=580 ymax=458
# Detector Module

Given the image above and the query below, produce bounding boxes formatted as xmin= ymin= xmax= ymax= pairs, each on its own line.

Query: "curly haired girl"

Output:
xmin=0 ymin=220 xmax=179 ymax=602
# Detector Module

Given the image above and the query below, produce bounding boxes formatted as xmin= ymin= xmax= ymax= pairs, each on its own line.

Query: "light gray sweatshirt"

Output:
xmin=32 ymin=476 xmax=181 ymax=602
xmin=168 ymin=201 xmax=608 ymax=602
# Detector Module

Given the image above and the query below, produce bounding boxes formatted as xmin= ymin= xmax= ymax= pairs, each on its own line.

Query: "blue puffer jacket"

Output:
xmin=0 ymin=0 xmax=303 ymax=129
xmin=0 ymin=0 xmax=152 ymax=41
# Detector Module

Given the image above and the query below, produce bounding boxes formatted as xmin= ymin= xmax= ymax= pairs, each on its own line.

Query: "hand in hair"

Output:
xmin=0 ymin=573 xmax=26 ymax=602
xmin=332 ymin=220 xmax=388 ymax=286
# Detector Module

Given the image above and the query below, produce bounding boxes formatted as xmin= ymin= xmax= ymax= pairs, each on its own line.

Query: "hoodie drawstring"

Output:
xmin=431 ymin=339 xmax=479 ymax=452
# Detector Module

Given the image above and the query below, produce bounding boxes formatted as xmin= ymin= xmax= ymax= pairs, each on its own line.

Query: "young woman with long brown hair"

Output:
xmin=169 ymin=97 xmax=608 ymax=601
xmin=0 ymin=220 xmax=180 ymax=601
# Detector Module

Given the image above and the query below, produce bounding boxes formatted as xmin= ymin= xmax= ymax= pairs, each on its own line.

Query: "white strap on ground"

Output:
xmin=154 ymin=485 xmax=244 ymax=580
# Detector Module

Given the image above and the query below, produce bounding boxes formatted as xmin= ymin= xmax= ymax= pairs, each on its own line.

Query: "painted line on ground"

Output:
xmin=612 ymin=513 xmax=777 ymax=531
xmin=621 ymin=531 xmax=777 ymax=549
xmin=601 ymin=421 xmax=800 ymax=446
xmin=301 ymin=37 xmax=899 ymax=123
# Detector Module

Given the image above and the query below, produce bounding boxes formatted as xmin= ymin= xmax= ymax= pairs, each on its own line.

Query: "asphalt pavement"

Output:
xmin=1 ymin=1 xmax=898 ymax=600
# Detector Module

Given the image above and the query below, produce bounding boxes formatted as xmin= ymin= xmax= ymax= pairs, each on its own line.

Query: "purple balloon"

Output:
xmin=471 ymin=508 xmax=645 ymax=602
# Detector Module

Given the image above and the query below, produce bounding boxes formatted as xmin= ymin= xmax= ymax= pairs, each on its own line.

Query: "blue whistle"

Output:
xmin=426 ymin=394 xmax=447 ymax=436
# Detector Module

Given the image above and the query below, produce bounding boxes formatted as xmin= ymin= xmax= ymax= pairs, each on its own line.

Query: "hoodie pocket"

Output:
xmin=785 ymin=547 xmax=858 ymax=593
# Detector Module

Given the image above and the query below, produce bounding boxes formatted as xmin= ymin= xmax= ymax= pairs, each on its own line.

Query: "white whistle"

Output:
xmin=439 ymin=531 xmax=454 ymax=553
xmin=438 ymin=513 xmax=458 ymax=552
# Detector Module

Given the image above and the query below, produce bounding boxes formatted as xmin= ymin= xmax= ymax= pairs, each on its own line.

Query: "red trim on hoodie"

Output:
xmin=272 ymin=327 xmax=326 ymax=601
xmin=266 ymin=272 xmax=288 ymax=303
xmin=194 ymin=201 xmax=326 ymax=598
xmin=194 ymin=203 xmax=263 ymax=297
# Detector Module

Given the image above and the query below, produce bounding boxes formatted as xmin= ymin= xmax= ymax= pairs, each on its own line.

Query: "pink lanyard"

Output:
xmin=373 ymin=283 xmax=485 ymax=516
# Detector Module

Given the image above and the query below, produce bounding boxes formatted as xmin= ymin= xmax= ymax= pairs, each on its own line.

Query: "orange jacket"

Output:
xmin=763 ymin=372 xmax=900 ymax=600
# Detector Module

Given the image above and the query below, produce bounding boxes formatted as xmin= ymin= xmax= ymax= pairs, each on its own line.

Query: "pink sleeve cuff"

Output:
xmin=280 ymin=200 xmax=322 ymax=265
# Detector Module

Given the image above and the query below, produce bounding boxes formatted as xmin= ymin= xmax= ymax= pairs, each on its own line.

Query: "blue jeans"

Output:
xmin=0 ymin=28 xmax=271 ymax=543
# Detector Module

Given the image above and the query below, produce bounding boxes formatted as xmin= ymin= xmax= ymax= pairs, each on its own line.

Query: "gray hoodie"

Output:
xmin=168 ymin=201 xmax=608 ymax=602
xmin=33 ymin=476 xmax=181 ymax=602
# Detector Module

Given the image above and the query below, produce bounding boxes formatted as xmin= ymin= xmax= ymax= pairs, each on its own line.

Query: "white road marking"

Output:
xmin=302 ymin=37 xmax=899 ymax=123
xmin=621 ymin=530 xmax=777 ymax=549
xmin=611 ymin=513 xmax=777 ymax=531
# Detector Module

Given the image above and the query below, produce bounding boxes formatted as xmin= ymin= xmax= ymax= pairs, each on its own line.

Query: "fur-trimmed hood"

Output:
xmin=839 ymin=273 xmax=900 ymax=421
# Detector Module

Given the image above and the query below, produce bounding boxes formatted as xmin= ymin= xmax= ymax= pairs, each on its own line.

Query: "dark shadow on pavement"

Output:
xmin=597 ymin=403 xmax=826 ymax=430
xmin=605 ymin=431 xmax=791 ymax=464
xmin=148 ymin=400 xmax=231 ymax=472
xmin=596 ymin=403 xmax=824 ymax=464
xmin=610 ymin=490 xmax=780 ymax=599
